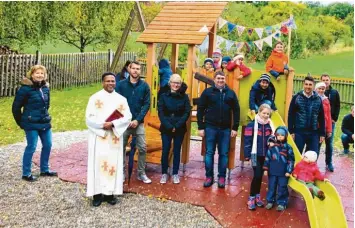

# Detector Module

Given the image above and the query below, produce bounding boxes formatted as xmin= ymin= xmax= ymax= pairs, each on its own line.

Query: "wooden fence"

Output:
xmin=293 ymin=75 xmax=354 ymax=105
xmin=0 ymin=51 xmax=139 ymax=97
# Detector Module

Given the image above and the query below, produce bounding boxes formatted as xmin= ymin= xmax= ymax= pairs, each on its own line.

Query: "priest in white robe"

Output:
xmin=85 ymin=72 xmax=132 ymax=207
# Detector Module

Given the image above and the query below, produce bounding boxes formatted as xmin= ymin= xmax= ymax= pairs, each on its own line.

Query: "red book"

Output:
xmin=105 ymin=109 xmax=124 ymax=122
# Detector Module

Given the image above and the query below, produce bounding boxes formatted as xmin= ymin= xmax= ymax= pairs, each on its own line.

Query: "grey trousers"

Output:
xmin=123 ymin=123 xmax=147 ymax=175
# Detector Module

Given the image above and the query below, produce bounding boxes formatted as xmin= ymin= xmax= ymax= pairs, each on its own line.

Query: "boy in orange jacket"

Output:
xmin=265 ymin=42 xmax=289 ymax=81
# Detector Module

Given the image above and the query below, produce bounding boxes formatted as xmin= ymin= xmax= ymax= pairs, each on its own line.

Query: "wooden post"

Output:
xmin=134 ymin=1 xmax=146 ymax=30
xmin=35 ymin=50 xmax=41 ymax=65
xmin=146 ymin=43 xmax=156 ymax=114
xmin=171 ymin=44 xmax=179 ymax=73
xmin=108 ymin=49 xmax=114 ymax=70
xmin=208 ymin=24 xmax=216 ymax=58
xmin=287 ymin=15 xmax=293 ymax=65
xmin=181 ymin=44 xmax=195 ymax=165
xmin=285 ymin=69 xmax=294 ymax=126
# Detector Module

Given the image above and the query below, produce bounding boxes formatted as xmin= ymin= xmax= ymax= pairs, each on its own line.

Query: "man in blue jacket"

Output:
xmin=288 ymin=75 xmax=325 ymax=155
xmin=341 ymin=106 xmax=354 ymax=155
xmin=321 ymin=74 xmax=340 ymax=171
xmin=249 ymin=74 xmax=277 ymax=115
xmin=116 ymin=61 xmax=152 ymax=184
xmin=197 ymin=71 xmax=240 ymax=188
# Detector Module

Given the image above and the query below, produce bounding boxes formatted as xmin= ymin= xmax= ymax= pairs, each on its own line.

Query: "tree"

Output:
xmin=50 ymin=2 xmax=134 ymax=52
xmin=323 ymin=3 xmax=353 ymax=20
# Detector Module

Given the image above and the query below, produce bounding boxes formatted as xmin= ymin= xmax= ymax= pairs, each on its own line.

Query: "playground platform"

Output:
xmin=33 ymin=140 xmax=353 ymax=228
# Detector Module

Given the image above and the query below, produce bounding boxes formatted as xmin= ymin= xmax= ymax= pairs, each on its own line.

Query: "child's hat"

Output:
xmin=315 ymin=82 xmax=326 ymax=90
xmin=204 ymin=58 xmax=214 ymax=65
xmin=260 ymin=74 xmax=271 ymax=83
xmin=275 ymin=126 xmax=288 ymax=137
xmin=304 ymin=151 xmax=318 ymax=163
xmin=212 ymin=49 xmax=222 ymax=57
xmin=234 ymin=54 xmax=244 ymax=60
xmin=222 ymin=56 xmax=231 ymax=63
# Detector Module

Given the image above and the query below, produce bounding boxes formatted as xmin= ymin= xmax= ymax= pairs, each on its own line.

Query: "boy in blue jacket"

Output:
xmin=263 ymin=126 xmax=295 ymax=211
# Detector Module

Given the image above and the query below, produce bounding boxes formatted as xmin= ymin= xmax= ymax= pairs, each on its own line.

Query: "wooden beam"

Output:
xmin=208 ymin=24 xmax=216 ymax=57
xmin=110 ymin=8 xmax=135 ymax=72
xmin=171 ymin=44 xmax=179 ymax=73
xmin=285 ymin=68 xmax=295 ymax=126
xmin=146 ymin=43 xmax=156 ymax=89
xmin=181 ymin=44 xmax=195 ymax=164
xmin=140 ymin=38 xmax=204 ymax=45
xmin=157 ymin=43 xmax=168 ymax=63
xmin=135 ymin=2 xmax=146 ymax=30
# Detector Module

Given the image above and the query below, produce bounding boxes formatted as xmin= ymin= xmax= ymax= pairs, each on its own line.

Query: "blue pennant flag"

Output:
xmin=227 ymin=22 xmax=236 ymax=33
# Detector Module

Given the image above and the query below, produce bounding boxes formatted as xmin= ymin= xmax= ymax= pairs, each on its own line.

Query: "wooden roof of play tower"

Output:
xmin=137 ymin=2 xmax=227 ymax=45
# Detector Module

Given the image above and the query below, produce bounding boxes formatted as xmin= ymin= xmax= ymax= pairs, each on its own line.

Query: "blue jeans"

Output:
xmin=294 ymin=131 xmax=319 ymax=155
xmin=161 ymin=133 xmax=185 ymax=175
xmin=266 ymin=175 xmax=289 ymax=206
xmin=321 ymin=123 xmax=335 ymax=164
xmin=341 ymin=134 xmax=354 ymax=150
xmin=23 ymin=129 xmax=52 ymax=176
xmin=205 ymin=127 xmax=231 ymax=178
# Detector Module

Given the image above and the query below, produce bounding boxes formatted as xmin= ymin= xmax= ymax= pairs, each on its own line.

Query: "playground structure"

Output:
xmin=135 ymin=2 xmax=347 ymax=228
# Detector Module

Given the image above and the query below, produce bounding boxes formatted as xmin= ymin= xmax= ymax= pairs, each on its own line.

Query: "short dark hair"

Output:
xmin=214 ymin=71 xmax=225 ymax=78
xmin=130 ymin=61 xmax=141 ymax=67
xmin=274 ymin=41 xmax=284 ymax=47
xmin=101 ymin=72 xmax=116 ymax=81
xmin=304 ymin=74 xmax=315 ymax=84
xmin=320 ymin=73 xmax=330 ymax=80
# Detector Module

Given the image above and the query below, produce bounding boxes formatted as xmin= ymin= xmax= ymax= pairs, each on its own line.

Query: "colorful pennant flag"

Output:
xmin=263 ymin=35 xmax=273 ymax=48
xmin=254 ymin=40 xmax=263 ymax=51
xmin=227 ymin=22 xmax=237 ymax=33
xmin=272 ymin=23 xmax=281 ymax=32
xmin=218 ymin=17 xmax=228 ymax=29
xmin=280 ymin=25 xmax=289 ymax=35
xmin=225 ymin=40 xmax=235 ymax=51
xmin=265 ymin=26 xmax=273 ymax=36
xmin=216 ymin=36 xmax=225 ymax=48
xmin=247 ymin=28 xmax=254 ymax=36
xmin=235 ymin=42 xmax=244 ymax=52
xmin=237 ymin=25 xmax=245 ymax=36
xmin=273 ymin=31 xmax=281 ymax=41
xmin=255 ymin=28 xmax=264 ymax=39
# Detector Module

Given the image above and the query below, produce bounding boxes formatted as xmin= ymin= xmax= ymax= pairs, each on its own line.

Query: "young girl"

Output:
xmin=226 ymin=54 xmax=251 ymax=78
xmin=263 ymin=126 xmax=295 ymax=211
xmin=266 ymin=42 xmax=289 ymax=81
xmin=244 ymin=104 xmax=273 ymax=210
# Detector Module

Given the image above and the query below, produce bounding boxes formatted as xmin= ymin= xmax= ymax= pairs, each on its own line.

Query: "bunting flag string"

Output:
xmin=218 ymin=16 xmax=297 ymax=39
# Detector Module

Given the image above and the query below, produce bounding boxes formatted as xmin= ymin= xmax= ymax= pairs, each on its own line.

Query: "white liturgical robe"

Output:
xmin=85 ymin=89 xmax=132 ymax=197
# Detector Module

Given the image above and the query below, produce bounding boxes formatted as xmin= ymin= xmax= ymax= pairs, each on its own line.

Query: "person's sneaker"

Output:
xmin=40 ymin=170 xmax=58 ymax=177
xmin=247 ymin=196 xmax=256 ymax=210
xmin=137 ymin=173 xmax=152 ymax=184
xmin=172 ymin=174 xmax=180 ymax=184
xmin=326 ymin=163 xmax=334 ymax=172
xmin=265 ymin=203 xmax=273 ymax=210
xmin=276 ymin=205 xmax=286 ymax=211
xmin=104 ymin=195 xmax=118 ymax=205
xmin=343 ymin=149 xmax=350 ymax=155
xmin=92 ymin=194 xmax=102 ymax=207
xmin=217 ymin=177 xmax=226 ymax=188
xmin=203 ymin=177 xmax=214 ymax=187
xmin=318 ymin=190 xmax=326 ymax=201
xmin=22 ymin=174 xmax=38 ymax=182
xmin=255 ymin=194 xmax=264 ymax=207
xmin=160 ymin=174 xmax=168 ymax=184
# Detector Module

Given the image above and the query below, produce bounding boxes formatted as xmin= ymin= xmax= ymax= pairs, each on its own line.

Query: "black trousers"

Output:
xmin=250 ymin=156 xmax=265 ymax=196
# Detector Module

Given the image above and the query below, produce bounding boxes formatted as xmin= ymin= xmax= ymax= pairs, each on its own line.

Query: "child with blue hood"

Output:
xmin=158 ymin=58 xmax=173 ymax=88
xmin=263 ymin=126 xmax=295 ymax=211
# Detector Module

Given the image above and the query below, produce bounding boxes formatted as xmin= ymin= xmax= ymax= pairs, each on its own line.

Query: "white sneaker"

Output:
xmin=172 ymin=174 xmax=180 ymax=184
xmin=160 ymin=174 xmax=168 ymax=184
xmin=137 ymin=173 xmax=152 ymax=184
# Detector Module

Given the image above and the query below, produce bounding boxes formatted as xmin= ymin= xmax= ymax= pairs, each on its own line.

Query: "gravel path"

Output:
xmin=0 ymin=131 xmax=221 ymax=228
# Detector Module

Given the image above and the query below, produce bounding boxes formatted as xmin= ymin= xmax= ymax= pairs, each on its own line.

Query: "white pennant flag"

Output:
xmin=216 ymin=36 xmax=225 ymax=49
xmin=254 ymin=39 xmax=263 ymax=51
xmin=235 ymin=42 xmax=244 ymax=52
xmin=255 ymin=28 xmax=264 ymax=39
xmin=263 ymin=35 xmax=273 ymax=47
xmin=198 ymin=25 xmax=209 ymax=33
xmin=225 ymin=40 xmax=235 ymax=51
xmin=237 ymin=25 xmax=245 ymax=36
xmin=218 ymin=17 xmax=228 ymax=29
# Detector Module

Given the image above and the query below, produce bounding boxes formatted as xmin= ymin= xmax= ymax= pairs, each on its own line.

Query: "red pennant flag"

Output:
xmin=280 ymin=25 xmax=288 ymax=35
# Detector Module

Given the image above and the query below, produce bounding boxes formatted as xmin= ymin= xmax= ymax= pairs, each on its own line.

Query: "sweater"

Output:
xmin=265 ymin=50 xmax=288 ymax=73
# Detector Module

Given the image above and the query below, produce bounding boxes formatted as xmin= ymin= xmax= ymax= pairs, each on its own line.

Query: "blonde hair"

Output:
xmin=168 ymin=74 xmax=182 ymax=85
xmin=26 ymin=65 xmax=47 ymax=80
xmin=258 ymin=103 xmax=272 ymax=114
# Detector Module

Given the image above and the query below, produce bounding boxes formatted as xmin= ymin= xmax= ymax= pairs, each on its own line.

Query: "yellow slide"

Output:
xmin=238 ymin=69 xmax=347 ymax=228
xmin=271 ymin=111 xmax=347 ymax=228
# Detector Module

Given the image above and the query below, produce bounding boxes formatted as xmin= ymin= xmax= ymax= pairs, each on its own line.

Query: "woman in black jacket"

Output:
xmin=158 ymin=74 xmax=191 ymax=184
xmin=12 ymin=65 xmax=57 ymax=182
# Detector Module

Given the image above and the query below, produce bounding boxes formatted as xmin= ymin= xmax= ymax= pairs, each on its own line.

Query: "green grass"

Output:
xmin=250 ymin=51 xmax=354 ymax=79
xmin=0 ymin=84 xmax=101 ymax=145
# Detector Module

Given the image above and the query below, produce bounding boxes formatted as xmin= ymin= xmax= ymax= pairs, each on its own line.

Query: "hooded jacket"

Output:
xmin=324 ymin=85 xmax=341 ymax=122
xmin=12 ymin=78 xmax=51 ymax=131
xmin=249 ymin=80 xmax=277 ymax=111
xmin=158 ymin=83 xmax=191 ymax=135
xmin=244 ymin=120 xmax=273 ymax=158
xmin=158 ymin=59 xmax=173 ymax=88
xmin=292 ymin=159 xmax=325 ymax=183
xmin=263 ymin=126 xmax=295 ymax=176
xmin=266 ymin=50 xmax=288 ymax=73
xmin=288 ymin=91 xmax=325 ymax=136
xmin=319 ymin=95 xmax=332 ymax=134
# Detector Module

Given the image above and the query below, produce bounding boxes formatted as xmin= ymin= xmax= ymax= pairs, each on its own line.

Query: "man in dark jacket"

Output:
xmin=197 ymin=71 xmax=240 ymax=188
xmin=116 ymin=61 xmax=152 ymax=184
xmin=249 ymin=74 xmax=277 ymax=115
xmin=341 ymin=106 xmax=354 ymax=155
xmin=288 ymin=75 xmax=325 ymax=155
xmin=321 ymin=74 xmax=341 ymax=171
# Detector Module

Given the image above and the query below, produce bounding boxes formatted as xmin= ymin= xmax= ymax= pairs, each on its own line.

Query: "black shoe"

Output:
xmin=326 ymin=163 xmax=334 ymax=172
xmin=92 ymin=194 xmax=102 ymax=207
xmin=104 ymin=195 xmax=118 ymax=205
xmin=22 ymin=175 xmax=38 ymax=182
xmin=40 ymin=171 xmax=58 ymax=177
